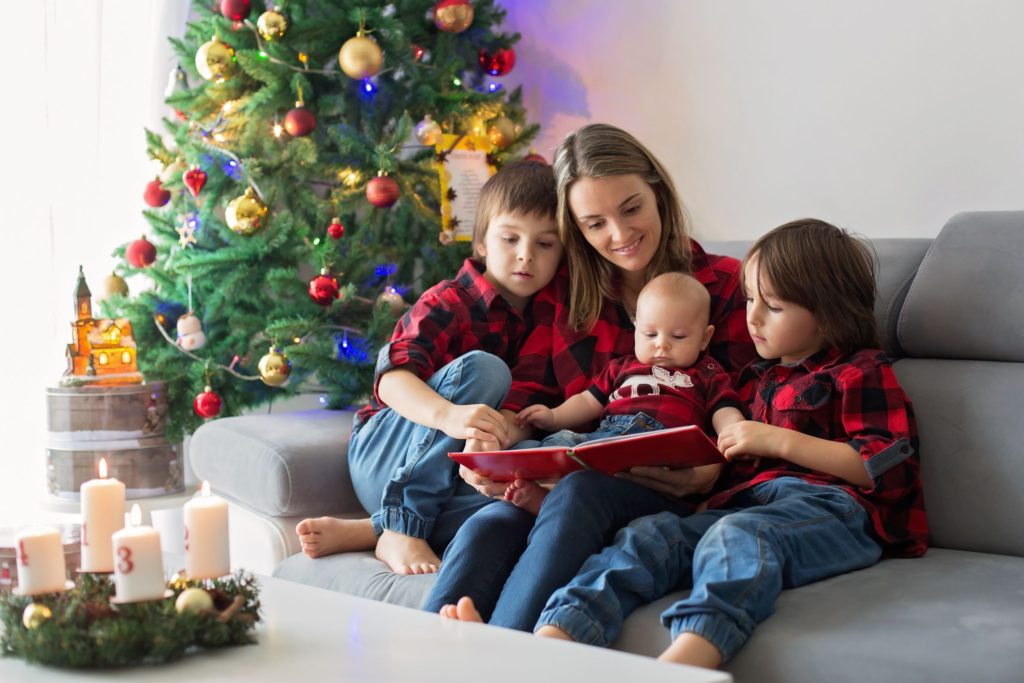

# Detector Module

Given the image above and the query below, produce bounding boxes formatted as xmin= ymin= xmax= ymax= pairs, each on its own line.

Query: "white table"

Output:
xmin=0 ymin=576 xmax=731 ymax=682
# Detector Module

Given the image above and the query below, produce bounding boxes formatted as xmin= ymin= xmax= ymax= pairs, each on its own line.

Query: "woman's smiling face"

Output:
xmin=567 ymin=173 xmax=662 ymax=275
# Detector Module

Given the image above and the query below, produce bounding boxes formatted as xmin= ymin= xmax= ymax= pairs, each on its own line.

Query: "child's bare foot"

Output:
xmin=505 ymin=478 xmax=548 ymax=515
xmin=295 ymin=517 xmax=376 ymax=558
xmin=535 ymin=624 xmax=574 ymax=640
xmin=658 ymin=633 xmax=723 ymax=669
xmin=439 ymin=596 xmax=484 ymax=622
xmin=375 ymin=529 xmax=442 ymax=575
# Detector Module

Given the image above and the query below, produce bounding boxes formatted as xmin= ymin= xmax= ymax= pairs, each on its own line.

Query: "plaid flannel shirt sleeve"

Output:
xmin=372 ymin=291 xmax=460 ymax=404
xmin=704 ymin=254 xmax=759 ymax=381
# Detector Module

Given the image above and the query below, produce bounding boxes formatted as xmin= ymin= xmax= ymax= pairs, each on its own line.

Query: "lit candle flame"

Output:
xmin=201 ymin=481 xmax=211 ymax=497
xmin=130 ymin=504 xmax=142 ymax=527
xmin=99 ymin=458 xmax=108 ymax=479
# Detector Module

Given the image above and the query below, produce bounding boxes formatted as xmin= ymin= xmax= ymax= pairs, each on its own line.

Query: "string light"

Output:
xmin=273 ymin=122 xmax=283 ymax=138
xmin=222 ymin=101 xmax=233 ymax=113
xmin=452 ymin=77 xmax=462 ymax=86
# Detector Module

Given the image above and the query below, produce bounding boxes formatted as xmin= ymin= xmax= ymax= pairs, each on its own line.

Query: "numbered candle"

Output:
xmin=79 ymin=458 xmax=125 ymax=572
xmin=184 ymin=481 xmax=230 ymax=580
xmin=111 ymin=505 xmax=166 ymax=602
xmin=14 ymin=527 xmax=69 ymax=595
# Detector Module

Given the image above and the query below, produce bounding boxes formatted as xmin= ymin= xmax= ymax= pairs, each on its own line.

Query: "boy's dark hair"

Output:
xmin=472 ymin=160 xmax=557 ymax=252
xmin=742 ymin=218 xmax=881 ymax=355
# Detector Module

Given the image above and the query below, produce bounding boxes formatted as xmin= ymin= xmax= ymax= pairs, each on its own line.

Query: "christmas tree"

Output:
xmin=106 ymin=0 xmax=538 ymax=442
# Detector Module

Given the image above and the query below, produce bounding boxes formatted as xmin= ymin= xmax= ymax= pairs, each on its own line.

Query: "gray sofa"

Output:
xmin=192 ymin=211 xmax=1024 ymax=682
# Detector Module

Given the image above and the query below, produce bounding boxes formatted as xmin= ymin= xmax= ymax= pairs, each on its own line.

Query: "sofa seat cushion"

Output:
xmin=274 ymin=551 xmax=435 ymax=607
xmin=191 ymin=409 xmax=363 ymax=517
xmin=612 ymin=548 xmax=1024 ymax=683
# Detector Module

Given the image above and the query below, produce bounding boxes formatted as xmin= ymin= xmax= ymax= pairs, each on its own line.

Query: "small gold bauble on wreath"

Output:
xmin=0 ymin=571 xmax=261 ymax=667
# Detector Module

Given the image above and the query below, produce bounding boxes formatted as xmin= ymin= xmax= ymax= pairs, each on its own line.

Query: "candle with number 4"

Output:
xmin=111 ymin=505 xmax=166 ymax=602
xmin=184 ymin=481 xmax=230 ymax=579
xmin=79 ymin=458 xmax=125 ymax=572
xmin=14 ymin=527 xmax=68 ymax=595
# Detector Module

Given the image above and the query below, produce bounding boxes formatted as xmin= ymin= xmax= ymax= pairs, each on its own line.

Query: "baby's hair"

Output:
xmin=741 ymin=219 xmax=880 ymax=354
xmin=472 ymin=160 xmax=557 ymax=253
xmin=638 ymin=272 xmax=711 ymax=327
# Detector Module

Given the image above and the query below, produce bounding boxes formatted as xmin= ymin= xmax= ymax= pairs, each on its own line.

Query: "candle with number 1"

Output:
xmin=183 ymin=481 xmax=230 ymax=580
xmin=111 ymin=505 xmax=166 ymax=602
xmin=79 ymin=458 xmax=125 ymax=572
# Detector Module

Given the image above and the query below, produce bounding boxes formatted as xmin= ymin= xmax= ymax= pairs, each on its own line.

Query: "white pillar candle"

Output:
xmin=111 ymin=505 xmax=166 ymax=603
xmin=15 ymin=527 xmax=68 ymax=595
xmin=79 ymin=458 xmax=125 ymax=572
xmin=183 ymin=481 xmax=230 ymax=580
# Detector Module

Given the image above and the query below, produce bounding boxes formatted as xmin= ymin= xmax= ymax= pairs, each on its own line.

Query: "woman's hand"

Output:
xmin=717 ymin=421 xmax=791 ymax=461
xmin=439 ymin=403 xmax=508 ymax=445
xmin=458 ymin=464 xmax=509 ymax=498
xmin=616 ymin=463 xmax=722 ymax=498
xmin=516 ymin=404 xmax=557 ymax=431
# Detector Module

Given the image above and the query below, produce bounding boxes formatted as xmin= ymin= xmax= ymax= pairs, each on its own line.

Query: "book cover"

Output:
xmin=449 ymin=424 xmax=724 ymax=482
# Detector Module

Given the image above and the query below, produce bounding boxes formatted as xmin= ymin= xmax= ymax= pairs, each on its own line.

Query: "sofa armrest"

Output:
xmin=190 ymin=409 xmax=366 ymax=518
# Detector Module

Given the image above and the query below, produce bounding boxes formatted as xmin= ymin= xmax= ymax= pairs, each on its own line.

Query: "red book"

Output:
xmin=449 ymin=425 xmax=725 ymax=482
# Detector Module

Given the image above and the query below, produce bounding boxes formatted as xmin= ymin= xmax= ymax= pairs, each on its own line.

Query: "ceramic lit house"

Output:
xmin=63 ymin=266 xmax=142 ymax=385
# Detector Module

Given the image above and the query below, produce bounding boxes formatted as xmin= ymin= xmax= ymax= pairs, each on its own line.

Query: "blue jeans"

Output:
xmin=422 ymin=416 xmax=693 ymax=630
xmin=347 ymin=351 xmax=510 ymax=548
xmin=536 ymin=477 xmax=882 ymax=662
xmin=514 ymin=412 xmax=664 ymax=450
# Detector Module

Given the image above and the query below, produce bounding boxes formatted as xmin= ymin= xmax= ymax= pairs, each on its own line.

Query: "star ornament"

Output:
xmin=176 ymin=222 xmax=198 ymax=248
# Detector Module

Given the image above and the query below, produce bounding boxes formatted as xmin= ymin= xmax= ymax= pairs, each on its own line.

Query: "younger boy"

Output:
xmin=296 ymin=161 xmax=563 ymax=574
xmin=507 ymin=272 xmax=745 ymax=513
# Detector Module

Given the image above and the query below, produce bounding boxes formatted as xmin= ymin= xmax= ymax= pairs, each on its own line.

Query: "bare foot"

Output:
xmin=657 ymin=633 xmax=723 ymax=669
xmin=535 ymin=624 xmax=574 ymax=641
xmin=439 ymin=596 xmax=484 ymax=622
xmin=375 ymin=529 xmax=442 ymax=575
xmin=295 ymin=517 xmax=376 ymax=558
xmin=505 ymin=478 xmax=548 ymax=515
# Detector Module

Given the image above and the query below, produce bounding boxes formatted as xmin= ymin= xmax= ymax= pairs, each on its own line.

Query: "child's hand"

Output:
xmin=516 ymin=404 xmax=556 ymax=430
xmin=458 ymin=464 xmax=509 ymax=499
xmin=717 ymin=421 xmax=790 ymax=461
xmin=440 ymin=403 xmax=508 ymax=445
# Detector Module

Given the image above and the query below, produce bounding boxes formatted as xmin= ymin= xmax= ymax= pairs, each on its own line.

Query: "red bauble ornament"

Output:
xmin=284 ymin=105 xmax=317 ymax=137
xmin=126 ymin=236 xmax=157 ymax=268
xmin=219 ymin=0 xmax=252 ymax=21
xmin=366 ymin=175 xmax=400 ymax=208
xmin=434 ymin=0 xmax=474 ymax=33
xmin=193 ymin=386 xmax=223 ymax=418
xmin=309 ymin=270 xmax=340 ymax=305
xmin=327 ymin=217 xmax=345 ymax=239
xmin=143 ymin=178 xmax=171 ymax=207
xmin=478 ymin=47 xmax=516 ymax=77
xmin=183 ymin=167 xmax=207 ymax=197
xmin=523 ymin=151 xmax=548 ymax=165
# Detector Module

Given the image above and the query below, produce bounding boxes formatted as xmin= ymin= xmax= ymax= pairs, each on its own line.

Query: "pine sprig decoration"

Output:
xmin=0 ymin=571 xmax=261 ymax=668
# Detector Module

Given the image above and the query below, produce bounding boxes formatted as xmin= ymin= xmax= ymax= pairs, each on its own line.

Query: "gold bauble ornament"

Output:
xmin=175 ymin=587 xmax=214 ymax=614
xmin=487 ymin=116 xmax=516 ymax=149
xmin=376 ymin=287 xmax=406 ymax=318
xmin=103 ymin=272 xmax=129 ymax=299
xmin=22 ymin=603 xmax=53 ymax=630
xmin=338 ymin=33 xmax=383 ymax=80
xmin=415 ymin=115 xmax=442 ymax=146
xmin=434 ymin=0 xmax=474 ymax=33
xmin=257 ymin=10 xmax=288 ymax=41
xmin=258 ymin=346 xmax=292 ymax=386
xmin=195 ymin=37 xmax=236 ymax=83
xmin=225 ymin=187 xmax=269 ymax=236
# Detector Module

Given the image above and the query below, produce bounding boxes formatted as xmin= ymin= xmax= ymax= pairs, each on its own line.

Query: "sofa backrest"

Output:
xmin=893 ymin=211 xmax=1024 ymax=557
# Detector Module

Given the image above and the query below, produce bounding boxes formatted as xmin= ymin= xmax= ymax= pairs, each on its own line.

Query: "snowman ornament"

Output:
xmin=176 ymin=312 xmax=207 ymax=351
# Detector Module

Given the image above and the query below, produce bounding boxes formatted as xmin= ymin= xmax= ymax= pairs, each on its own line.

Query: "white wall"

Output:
xmin=503 ymin=0 xmax=1024 ymax=240
xmin=3 ymin=1 xmax=1023 ymax=522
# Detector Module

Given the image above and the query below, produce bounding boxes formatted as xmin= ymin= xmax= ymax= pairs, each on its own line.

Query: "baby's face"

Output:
xmin=633 ymin=293 xmax=712 ymax=368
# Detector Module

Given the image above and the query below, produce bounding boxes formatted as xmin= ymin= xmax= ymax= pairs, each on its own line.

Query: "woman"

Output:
xmin=422 ymin=123 xmax=757 ymax=629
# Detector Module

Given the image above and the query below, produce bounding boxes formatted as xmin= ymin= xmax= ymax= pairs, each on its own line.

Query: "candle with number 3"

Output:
xmin=14 ymin=527 xmax=68 ymax=595
xmin=79 ymin=458 xmax=125 ymax=572
xmin=183 ymin=481 xmax=230 ymax=580
xmin=111 ymin=505 xmax=166 ymax=602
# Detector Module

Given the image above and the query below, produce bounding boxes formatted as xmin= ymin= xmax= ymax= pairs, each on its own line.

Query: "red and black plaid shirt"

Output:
xmin=503 ymin=240 xmax=757 ymax=413
xmin=589 ymin=354 xmax=743 ymax=431
xmin=706 ymin=347 xmax=928 ymax=557
xmin=355 ymin=258 xmax=530 ymax=426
